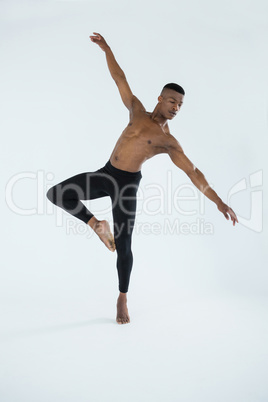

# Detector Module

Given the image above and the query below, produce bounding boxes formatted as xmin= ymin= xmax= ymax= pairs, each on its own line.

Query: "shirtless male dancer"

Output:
xmin=47 ymin=32 xmax=238 ymax=325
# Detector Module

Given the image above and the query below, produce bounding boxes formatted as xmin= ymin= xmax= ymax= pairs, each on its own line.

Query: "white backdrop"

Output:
xmin=1 ymin=1 xmax=268 ymax=401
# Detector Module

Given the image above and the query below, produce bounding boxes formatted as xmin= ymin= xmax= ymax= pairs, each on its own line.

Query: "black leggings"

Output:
xmin=46 ymin=160 xmax=142 ymax=293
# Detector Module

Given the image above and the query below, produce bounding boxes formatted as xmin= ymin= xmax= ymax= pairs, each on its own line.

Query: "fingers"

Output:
xmin=91 ymin=32 xmax=102 ymax=40
xmin=89 ymin=33 xmax=104 ymax=46
xmin=228 ymin=214 xmax=236 ymax=226
xmin=89 ymin=36 xmax=100 ymax=44
xmin=228 ymin=209 xmax=239 ymax=226
xmin=229 ymin=208 xmax=239 ymax=225
xmin=223 ymin=206 xmax=239 ymax=226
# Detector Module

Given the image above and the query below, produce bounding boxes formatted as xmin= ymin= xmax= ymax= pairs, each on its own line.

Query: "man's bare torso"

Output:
xmin=110 ymin=100 xmax=172 ymax=173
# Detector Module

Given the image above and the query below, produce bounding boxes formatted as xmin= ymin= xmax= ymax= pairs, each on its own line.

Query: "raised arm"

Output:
xmin=89 ymin=32 xmax=143 ymax=112
xmin=166 ymin=135 xmax=238 ymax=226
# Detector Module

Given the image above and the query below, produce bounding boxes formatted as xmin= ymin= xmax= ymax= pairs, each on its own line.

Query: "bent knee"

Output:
xmin=46 ymin=186 xmax=57 ymax=203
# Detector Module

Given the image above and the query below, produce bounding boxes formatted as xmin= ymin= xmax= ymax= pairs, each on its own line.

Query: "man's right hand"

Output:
xmin=89 ymin=32 xmax=109 ymax=52
xmin=89 ymin=32 xmax=140 ymax=112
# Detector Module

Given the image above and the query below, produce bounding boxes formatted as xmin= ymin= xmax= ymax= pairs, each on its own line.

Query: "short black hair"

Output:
xmin=161 ymin=83 xmax=185 ymax=96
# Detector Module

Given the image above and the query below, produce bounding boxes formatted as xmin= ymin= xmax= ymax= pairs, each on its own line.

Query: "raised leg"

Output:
xmin=46 ymin=171 xmax=107 ymax=223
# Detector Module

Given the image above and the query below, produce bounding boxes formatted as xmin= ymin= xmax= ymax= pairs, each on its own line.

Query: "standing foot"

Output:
xmin=88 ymin=217 xmax=116 ymax=252
xmin=116 ymin=293 xmax=130 ymax=324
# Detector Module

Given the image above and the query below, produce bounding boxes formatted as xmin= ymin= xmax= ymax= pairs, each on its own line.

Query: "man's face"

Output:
xmin=158 ymin=89 xmax=184 ymax=120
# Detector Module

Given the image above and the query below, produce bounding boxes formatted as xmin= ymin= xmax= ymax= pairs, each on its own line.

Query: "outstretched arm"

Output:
xmin=89 ymin=32 xmax=140 ymax=111
xmin=166 ymin=135 xmax=239 ymax=226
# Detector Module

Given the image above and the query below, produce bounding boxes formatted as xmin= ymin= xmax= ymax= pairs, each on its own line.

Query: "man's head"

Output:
xmin=158 ymin=83 xmax=185 ymax=120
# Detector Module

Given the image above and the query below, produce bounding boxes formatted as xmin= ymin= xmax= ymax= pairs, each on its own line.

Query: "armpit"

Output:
xmin=165 ymin=134 xmax=184 ymax=153
xmin=132 ymin=96 xmax=146 ymax=112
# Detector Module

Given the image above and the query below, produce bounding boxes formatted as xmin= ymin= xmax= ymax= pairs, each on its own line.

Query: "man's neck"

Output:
xmin=150 ymin=105 xmax=168 ymax=128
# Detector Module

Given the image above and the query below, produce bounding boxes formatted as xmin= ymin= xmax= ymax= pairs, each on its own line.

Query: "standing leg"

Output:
xmin=112 ymin=181 xmax=140 ymax=324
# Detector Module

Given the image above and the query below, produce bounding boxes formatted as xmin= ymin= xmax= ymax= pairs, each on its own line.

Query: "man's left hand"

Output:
xmin=217 ymin=200 xmax=239 ymax=226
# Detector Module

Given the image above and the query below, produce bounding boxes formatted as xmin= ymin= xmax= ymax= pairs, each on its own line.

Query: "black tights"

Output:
xmin=46 ymin=160 xmax=142 ymax=293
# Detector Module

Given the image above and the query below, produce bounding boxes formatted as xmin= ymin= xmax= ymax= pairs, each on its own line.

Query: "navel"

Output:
xmin=148 ymin=140 xmax=152 ymax=144
xmin=115 ymin=156 xmax=119 ymax=161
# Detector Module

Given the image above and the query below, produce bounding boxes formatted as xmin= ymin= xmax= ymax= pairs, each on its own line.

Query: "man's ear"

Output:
xmin=158 ymin=95 xmax=163 ymax=103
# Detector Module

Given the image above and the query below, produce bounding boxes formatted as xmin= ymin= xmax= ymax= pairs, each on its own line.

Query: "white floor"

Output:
xmin=1 ymin=285 xmax=267 ymax=402
xmin=1 ymin=210 xmax=267 ymax=402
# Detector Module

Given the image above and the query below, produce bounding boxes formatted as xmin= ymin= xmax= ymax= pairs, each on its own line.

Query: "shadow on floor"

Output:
xmin=0 ymin=317 xmax=115 ymax=342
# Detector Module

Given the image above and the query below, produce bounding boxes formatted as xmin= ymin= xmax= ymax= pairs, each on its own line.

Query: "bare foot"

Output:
xmin=89 ymin=218 xmax=116 ymax=252
xmin=116 ymin=293 xmax=130 ymax=324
